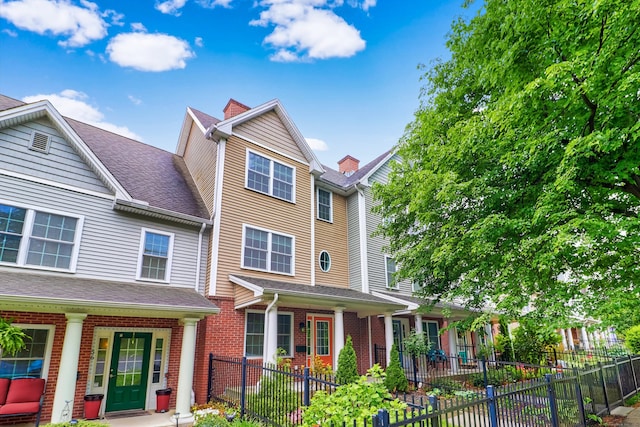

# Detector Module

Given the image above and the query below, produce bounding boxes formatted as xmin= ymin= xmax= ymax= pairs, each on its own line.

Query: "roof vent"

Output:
xmin=29 ymin=131 xmax=51 ymax=154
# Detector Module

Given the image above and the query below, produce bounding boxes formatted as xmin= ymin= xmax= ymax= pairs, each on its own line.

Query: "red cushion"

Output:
xmin=0 ymin=401 xmax=41 ymax=414
xmin=0 ymin=379 xmax=10 ymax=405
xmin=5 ymin=378 xmax=45 ymax=404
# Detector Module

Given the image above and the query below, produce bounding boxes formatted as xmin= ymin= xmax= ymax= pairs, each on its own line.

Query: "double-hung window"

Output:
xmin=422 ymin=321 xmax=441 ymax=350
xmin=385 ymin=256 xmax=398 ymax=289
xmin=317 ymin=188 xmax=332 ymax=222
xmin=137 ymin=229 xmax=174 ymax=282
xmin=245 ymin=311 xmax=293 ymax=357
xmin=246 ymin=150 xmax=295 ymax=202
xmin=0 ymin=202 xmax=83 ymax=271
xmin=242 ymin=225 xmax=294 ymax=275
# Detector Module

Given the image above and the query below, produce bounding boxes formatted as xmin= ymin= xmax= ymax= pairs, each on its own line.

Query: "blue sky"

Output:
xmin=0 ymin=0 xmax=479 ymax=168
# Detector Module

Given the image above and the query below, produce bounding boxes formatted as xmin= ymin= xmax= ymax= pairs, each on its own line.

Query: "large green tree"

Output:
xmin=374 ymin=0 xmax=640 ymax=328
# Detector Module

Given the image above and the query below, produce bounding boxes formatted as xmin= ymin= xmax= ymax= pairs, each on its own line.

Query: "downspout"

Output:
xmin=195 ymin=222 xmax=206 ymax=291
xmin=355 ymin=185 xmax=369 ymax=293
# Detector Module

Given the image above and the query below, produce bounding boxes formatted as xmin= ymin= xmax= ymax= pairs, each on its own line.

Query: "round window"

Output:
xmin=319 ymin=250 xmax=331 ymax=272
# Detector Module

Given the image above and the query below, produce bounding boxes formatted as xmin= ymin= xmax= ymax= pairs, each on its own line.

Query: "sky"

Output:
xmin=0 ymin=0 xmax=480 ymax=169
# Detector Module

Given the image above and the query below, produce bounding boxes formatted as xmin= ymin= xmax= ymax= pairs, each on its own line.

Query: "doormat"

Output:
xmin=105 ymin=410 xmax=151 ymax=419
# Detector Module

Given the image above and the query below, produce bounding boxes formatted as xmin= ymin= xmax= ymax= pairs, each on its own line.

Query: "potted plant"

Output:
xmin=0 ymin=317 xmax=29 ymax=356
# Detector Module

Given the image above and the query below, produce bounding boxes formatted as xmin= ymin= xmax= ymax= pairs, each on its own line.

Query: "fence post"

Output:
xmin=374 ymin=344 xmax=379 ymax=365
xmin=303 ymin=367 xmax=311 ymax=407
xmin=487 ymin=385 xmax=499 ymax=427
xmin=614 ymin=356 xmax=625 ymax=402
xmin=428 ymin=395 xmax=440 ymax=427
xmin=573 ymin=369 xmax=586 ymax=425
xmin=412 ymin=354 xmax=419 ymax=386
xmin=545 ymin=374 xmax=560 ymax=427
xmin=599 ymin=362 xmax=610 ymax=414
xmin=240 ymin=357 xmax=247 ymax=419
xmin=482 ymin=356 xmax=488 ymax=389
xmin=372 ymin=408 xmax=390 ymax=427
xmin=207 ymin=353 xmax=213 ymax=403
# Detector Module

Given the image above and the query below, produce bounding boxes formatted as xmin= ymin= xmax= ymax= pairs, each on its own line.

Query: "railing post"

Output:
xmin=372 ymin=408 xmax=390 ymax=427
xmin=303 ymin=367 xmax=311 ymax=407
xmin=240 ymin=357 xmax=247 ymax=419
xmin=545 ymin=374 xmax=560 ymax=427
xmin=207 ymin=353 xmax=213 ymax=403
xmin=428 ymin=394 xmax=440 ymax=427
xmin=599 ymin=362 xmax=610 ymax=413
xmin=482 ymin=356 xmax=488 ymax=389
xmin=374 ymin=344 xmax=379 ymax=365
xmin=487 ymin=385 xmax=499 ymax=427
xmin=413 ymin=354 xmax=419 ymax=386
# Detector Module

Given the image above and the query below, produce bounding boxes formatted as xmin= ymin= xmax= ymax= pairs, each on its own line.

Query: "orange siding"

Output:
xmin=183 ymin=121 xmax=217 ymax=214
xmin=314 ymin=192 xmax=349 ymax=287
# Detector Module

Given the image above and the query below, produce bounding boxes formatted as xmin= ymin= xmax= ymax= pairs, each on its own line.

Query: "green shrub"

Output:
xmin=246 ymin=373 xmax=299 ymax=425
xmin=384 ymin=343 xmax=408 ymax=392
xmin=336 ymin=335 xmax=359 ymax=385
xmin=428 ymin=377 xmax=465 ymax=391
xmin=302 ymin=365 xmax=409 ymax=427
xmin=625 ymin=325 xmax=640 ymax=354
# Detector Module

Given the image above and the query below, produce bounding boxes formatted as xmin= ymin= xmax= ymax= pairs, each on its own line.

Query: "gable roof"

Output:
xmin=318 ymin=149 xmax=395 ymax=193
xmin=0 ymin=94 xmax=210 ymax=221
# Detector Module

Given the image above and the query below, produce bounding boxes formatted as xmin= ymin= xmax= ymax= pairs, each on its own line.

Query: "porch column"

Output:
xmin=264 ymin=304 xmax=279 ymax=365
xmin=414 ymin=314 xmax=423 ymax=334
xmin=589 ymin=332 xmax=597 ymax=348
xmin=566 ymin=328 xmax=575 ymax=350
xmin=448 ymin=326 xmax=459 ymax=372
xmin=485 ymin=323 xmax=495 ymax=361
xmin=173 ymin=317 xmax=199 ymax=425
xmin=333 ymin=307 xmax=345 ymax=370
xmin=560 ymin=329 xmax=568 ymax=350
xmin=581 ymin=327 xmax=590 ymax=350
xmin=384 ymin=313 xmax=394 ymax=365
xmin=51 ymin=313 xmax=87 ymax=423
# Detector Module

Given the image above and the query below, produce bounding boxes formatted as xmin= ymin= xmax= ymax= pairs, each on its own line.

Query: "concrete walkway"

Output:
xmin=611 ymin=406 xmax=640 ymax=427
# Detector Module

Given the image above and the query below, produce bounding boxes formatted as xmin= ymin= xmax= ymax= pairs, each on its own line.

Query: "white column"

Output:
xmin=581 ymin=327 xmax=590 ymax=350
xmin=485 ymin=324 xmax=495 ymax=362
xmin=265 ymin=305 xmax=279 ymax=366
xmin=51 ymin=313 xmax=86 ymax=423
xmin=566 ymin=328 xmax=575 ymax=350
xmin=414 ymin=314 xmax=423 ymax=334
xmin=173 ymin=318 xmax=199 ymax=425
xmin=384 ymin=313 xmax=394 ymax=365
xmin=560 ymin=329 xmax=568 ymax=350
xmin=448 ymin=326 xmax=459 ymax=371
xmin=333 ymin=307 xmax=345 ymax=370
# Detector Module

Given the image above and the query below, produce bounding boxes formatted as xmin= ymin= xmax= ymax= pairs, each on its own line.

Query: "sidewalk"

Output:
xmin=611 ymin=406 xmax=640 ymax=427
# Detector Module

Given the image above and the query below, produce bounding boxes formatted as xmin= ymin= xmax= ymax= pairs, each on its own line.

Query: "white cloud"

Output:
xmin=196 ymin=0 xmax=233 ymax=8
xmin=194 ymin=36 xmax=203 ymax=47
xmin=128 ymin=95 xmax=142 ymax=105
xmin=22 ymin=90 xmax=142 ymax=140
xmin=2 ymin=28 xmax=18 ymax=37
xmin=106 ymin=32 xmax=195 ymax=72
xmin=131 ymin=22 xmax=147 ymax=32
xmin=0 ymin=0 xmax=109 ymax=47
xmin=347 ymin=0 xmax=376 ymax=11
xmin=102 ymin=8 xmax=124 ymax=26
xmin=306 ymin=137 xmax=328 ymax=151
xmin=250 ymin=1 xmax=365 ymax=61
xmin=155 ymin=0 xmax=187 ymax=15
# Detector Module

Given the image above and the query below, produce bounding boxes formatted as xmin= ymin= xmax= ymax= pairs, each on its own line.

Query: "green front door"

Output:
xmin=106 ymin=332 xmax=152 ymax=412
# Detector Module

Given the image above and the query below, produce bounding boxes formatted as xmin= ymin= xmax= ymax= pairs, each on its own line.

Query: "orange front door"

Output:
xmin=306 ymin=315 xmax=333 ymax=369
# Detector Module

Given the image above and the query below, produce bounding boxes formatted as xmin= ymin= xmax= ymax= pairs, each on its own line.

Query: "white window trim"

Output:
xmin=245 ymin=149 xmax=296 ymax=203
xmin=241 ymin=224 xmax=295 ymax=276
xmin=316 ymin=188 xmax=333 ymax=223
xmin=136 ymin=228 xmax=175 ymax=283
xmin=384 ymin=255 xmax=399 ymax=289
xmin=0 ymin=200 xmax=84 ymax=273
xmin=318 ymin=250 xmax=331 ymax=272
xmin=2 ymin=324 xmax=55 ymax=380
xmin=244 ymin=310 xmax=294 ymax=358
xmin=422 ymin=320 xmax=441 ymax=350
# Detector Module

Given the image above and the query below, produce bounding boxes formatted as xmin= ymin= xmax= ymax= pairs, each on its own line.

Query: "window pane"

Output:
xmin=32 ymin=212 xmax=77 ymax=242
xmin=273 ymin=163 xmax=293 ymax=201
xmin=141 ymin=256 xmax=167 ymax=280
xmin=0 ymin=328 xmax=48 ymax=379
xmin=318 ymin=189 xmax=331 ymax=221
xmin=246 ymin=313 xmax=265 ymax=357
xmin=277 ymin=314 xmax=291 ymax=355
xmin=316 ymin=321 xmax=329 ymax=356
xmin=244 ymin=228 xmax=268 ymax=270
xmin=248 ymin=153 xmax=270 ymax=194
xmin=144 ymin=233 xmax=169 ymax=257
xmin=271 ymin=234 xmax=292 ymax=273
xmin=26 ymin=240 xmax=73 ymax=269
xmin=140 ymin=232 xmax=170 ymax=280
xmin=0 ymin=205 xmax=26 ymax=234
xmin=386 ymin=257 xmax=397 ymax=288
xmin=0 ymin=234 xmax=21 ymax=263
xmin=319 ymin=251 xmax=331 ymax=272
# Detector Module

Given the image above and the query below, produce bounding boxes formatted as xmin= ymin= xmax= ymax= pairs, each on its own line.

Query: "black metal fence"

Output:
xmin=206 ymin=353 xmax=640 ymax=427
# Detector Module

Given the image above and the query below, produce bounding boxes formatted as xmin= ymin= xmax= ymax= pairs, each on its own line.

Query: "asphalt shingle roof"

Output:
xmin=319 ymin=149 xmax=393 ymax=189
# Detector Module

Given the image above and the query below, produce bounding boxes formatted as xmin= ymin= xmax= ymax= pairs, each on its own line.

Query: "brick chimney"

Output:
xmin=338 ymin=155 xmax=360 ymax=176
xmin=223 ymin=99 xmax=251 ymax=120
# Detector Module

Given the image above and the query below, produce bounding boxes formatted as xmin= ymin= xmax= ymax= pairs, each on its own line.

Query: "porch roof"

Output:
xmin=371 ymin=291 xmax=477 ymax=318
xmin=229 ymin=275 xmax=405 ymax=317
xmin=0 ymin=270 xmax=219 ymax=319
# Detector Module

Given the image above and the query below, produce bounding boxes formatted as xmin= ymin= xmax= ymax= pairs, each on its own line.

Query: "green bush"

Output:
xmin=511 ymin=318 xmax=561 ymax=364
xmin=245 ymin=373 xmax=299 ymax=425
xmin=336 ymin=335 xmax=359 ymax=385
xmin=302 ymin=365 xmax=409 ymax=427
xmin=384 ymin=343 xmax=408 ymax=392
xmin=428 ymin=377 xmax=465 ymax=392
xmin=625 ymin=325 xmax=640 ymax=354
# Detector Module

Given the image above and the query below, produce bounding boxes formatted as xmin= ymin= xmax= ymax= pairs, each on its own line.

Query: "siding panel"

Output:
xmin=347 ymin=193 xmax=361 ymax=291
xmin=182 ymin=121 xmax=217 ymax=214
xmin=234 ymin=112 xmax=307 ymax=163
xmin=314 ymin=191 xmax=349 ymax=287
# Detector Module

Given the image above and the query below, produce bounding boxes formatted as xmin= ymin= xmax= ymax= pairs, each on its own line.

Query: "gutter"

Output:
xmin=114 ymin=199 xmax=212 ymax=227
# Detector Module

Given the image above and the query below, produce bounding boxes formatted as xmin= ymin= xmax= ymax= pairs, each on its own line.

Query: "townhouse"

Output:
xmin=0 ymin=94 xmax=218 ymax=425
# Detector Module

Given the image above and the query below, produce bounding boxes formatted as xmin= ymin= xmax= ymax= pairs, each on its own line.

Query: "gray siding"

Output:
xmin=0 ymin=118 xmax=111 ymax=194
xmin=0 ymin=174 xmax=207 ymax=289
xmin=347 ymin=192 xmax=361 ymax=291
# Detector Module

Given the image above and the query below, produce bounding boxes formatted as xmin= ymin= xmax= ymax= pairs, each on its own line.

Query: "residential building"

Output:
xmin=0 ymin=95 xmax=218 ymax=425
